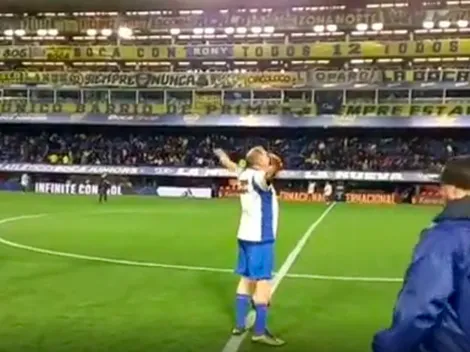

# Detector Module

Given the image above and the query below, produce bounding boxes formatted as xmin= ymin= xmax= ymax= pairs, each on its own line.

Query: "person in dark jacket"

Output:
xmin=98 ymin=174 xmax=111 ymax=203
xmin=373 ymin=155 xmax=470 ymax=352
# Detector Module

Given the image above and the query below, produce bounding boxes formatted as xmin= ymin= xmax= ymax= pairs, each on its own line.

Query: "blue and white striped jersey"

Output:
xmin=236 ymin=168 xmax=278 ymax=243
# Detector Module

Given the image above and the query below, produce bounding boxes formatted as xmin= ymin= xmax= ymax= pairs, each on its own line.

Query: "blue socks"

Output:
xmin=254 ymin=303 xmax=268 ymax=336
xmin=235 ymin=295 xmax=269 ymax=335
xmin=235 ymin=294 xmax=251 ymax=329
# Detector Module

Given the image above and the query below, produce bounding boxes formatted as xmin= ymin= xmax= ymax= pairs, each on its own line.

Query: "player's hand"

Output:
xmin=269 ymin=153 xmax=283 ymax=170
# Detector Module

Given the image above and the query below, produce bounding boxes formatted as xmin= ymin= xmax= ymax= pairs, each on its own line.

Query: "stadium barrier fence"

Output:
xmin=33 ymin=182 xmax=212 ymax=199
xmin=0 ymin=163 xmax=440 ymax=183
xmin=219 ymin=188 xmax=398 ymax=205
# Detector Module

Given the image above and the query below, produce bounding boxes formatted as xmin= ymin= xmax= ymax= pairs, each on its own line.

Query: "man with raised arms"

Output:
xmin=214 ymin=146 xmax=285 ymax=347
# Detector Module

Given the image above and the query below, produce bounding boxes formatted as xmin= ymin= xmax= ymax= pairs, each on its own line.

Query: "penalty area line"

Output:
xmin=0 ymin=213 xmax=232 ymax=274
xmin=288 ymin=272 xmax=402 ymax=283
xmin=0 ymin=213 xmax=403 ymax=284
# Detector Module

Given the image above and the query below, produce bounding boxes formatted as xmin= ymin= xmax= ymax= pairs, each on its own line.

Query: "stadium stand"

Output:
xmin=0 ymin=127 xmax=459 ymax=172
xmin=3 ymin=2 xmax=470 ymax=352
xmin=0 ymin=1 xmax=467 ymax=205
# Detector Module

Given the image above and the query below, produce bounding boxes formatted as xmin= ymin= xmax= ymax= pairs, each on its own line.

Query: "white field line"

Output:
xmin=0 ymin=213 xmax=403 ymax=285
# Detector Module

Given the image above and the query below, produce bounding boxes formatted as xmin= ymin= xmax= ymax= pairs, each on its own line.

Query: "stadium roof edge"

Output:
xmin=0 ymin=0 xmax=326 ymax=12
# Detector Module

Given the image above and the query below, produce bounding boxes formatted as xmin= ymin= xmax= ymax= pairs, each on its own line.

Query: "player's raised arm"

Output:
xmin=214 ymin=149 xmax=238 ymax=173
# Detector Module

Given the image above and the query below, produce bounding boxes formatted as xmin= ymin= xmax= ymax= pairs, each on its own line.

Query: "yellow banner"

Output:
xmin=342 ymin=104 xmax=470 ymax=116
xmin=0 ymin=101 xmax=317 ymax=116
xmin=0 ymin=71 xmax=303 ymax=89
xmin=1 ymin=40 xmax=468 ymax=61
xmin=242 ymin=72 xmax=302 ymax=88
xmin=383 ymin=69 xmax=470 ymax=82
xmin=310 ymin=69 xmax=382 ymax=85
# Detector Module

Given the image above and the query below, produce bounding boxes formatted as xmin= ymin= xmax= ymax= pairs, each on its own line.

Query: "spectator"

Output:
xmin=0 ymin=127 xmax=465 ymax=172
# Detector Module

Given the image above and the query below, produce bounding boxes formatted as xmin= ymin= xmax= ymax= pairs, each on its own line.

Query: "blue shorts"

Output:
xmin=236 ymin=240 xmax=274 ymax=281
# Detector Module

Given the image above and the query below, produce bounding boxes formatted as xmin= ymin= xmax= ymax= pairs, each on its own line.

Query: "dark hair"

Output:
xmin=441 ymin=156 xmax=470 ymax=190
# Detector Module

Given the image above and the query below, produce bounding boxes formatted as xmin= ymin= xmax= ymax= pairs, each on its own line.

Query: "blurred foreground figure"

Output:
xmin=373 ymin=156 xmax=470 ymax=352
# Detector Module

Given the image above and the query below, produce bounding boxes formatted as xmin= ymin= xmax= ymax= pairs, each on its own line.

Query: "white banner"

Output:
xmin=1 ymin=163 xmax=441 ymax=183
xmin=35 ymin=182 xmax=122 ymax=195
xmin=156 ymin=186 xmax=212 ymax=199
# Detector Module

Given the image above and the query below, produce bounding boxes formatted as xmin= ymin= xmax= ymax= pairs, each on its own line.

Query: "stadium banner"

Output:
xmin=0 ymin=9 xmax=412 ymax=33
xmin=242 ymin=72 xmax=304 ymax=88
xmin=383 ymin=69 xmax=470 ymax=82
xmin=0 ymin=71 xmax=304 ymax=89
xmin=412 ymin=195 xmax=444 ymax=205
xmin=34 ymin=182 xmax=123 ymax=195
xmin=226 ymin=8 xmax=410 ymax=28
xmin=220 ymin=189 xmax=325 ymax=202
xmin=0 ymin=16 xmax=201 ymax=32
xmin=220 ymin=189 xmax=397 ymax=204
xmin=5 ymin=40 xmax=469 ymax=61
xmin=156 ymin=186 xmax=212 ymax=199
xmin=0 ymin=113 xmax=468 ymax=128
xmin=293 ymin=8 xmax=411 ymax=28
xmin=341 ymin=104 xmax=470 ymax=116
xmin=0 ymin=163 xmax=441 ymax=182
xmin=0 ymin=10 xmax=409 ymax=32
xmin=345 ymin=193 xmax=396 ymax=205
xmin=8 ymin=69 xmax=470 ymax=87
xmin=421 ymin=9 xmax=470 ymax=24
xmin=2 ymin=103 xmax=468 ymax=120
xmin=308 ymin=69 xmax=383 ymax=86
xmin=0 ymin=101 xmax=317 ymax=117
xmin=5 ymin=103 xmax=470 ymax=120
xmin=277 ymin=191 xmax=323 ymax=202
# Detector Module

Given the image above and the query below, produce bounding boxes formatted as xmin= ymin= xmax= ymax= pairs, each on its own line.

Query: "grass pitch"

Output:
xmin=0 ymin=193 xmax=439 ymax=352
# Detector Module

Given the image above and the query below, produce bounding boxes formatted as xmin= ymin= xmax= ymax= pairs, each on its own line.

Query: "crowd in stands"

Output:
xmin=0 ymin=128 xmax=460 ymax=172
